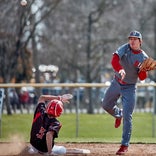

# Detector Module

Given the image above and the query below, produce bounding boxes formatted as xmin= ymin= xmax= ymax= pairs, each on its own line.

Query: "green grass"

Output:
xmin=1 ymin=113 xmax=156 ymax=143
xmin=0 ymin=114 xmax=32 ymax=142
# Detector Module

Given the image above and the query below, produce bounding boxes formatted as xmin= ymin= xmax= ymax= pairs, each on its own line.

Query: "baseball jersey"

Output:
xmin=114 ymin=43 xmax=148 ymax=84
xmin=30 ymin=102 xmax=62 ymax=153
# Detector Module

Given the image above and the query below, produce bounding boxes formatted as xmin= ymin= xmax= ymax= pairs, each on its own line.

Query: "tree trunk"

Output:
xmin=32 ymin=36 xmax=41 ymax=97
xmin=5 ymin=88 xmax=12 ymax=115
xmin=86 ymin=14 xmax=94 ymax=114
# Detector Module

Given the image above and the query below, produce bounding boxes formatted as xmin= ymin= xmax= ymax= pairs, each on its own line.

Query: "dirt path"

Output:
xmin=0 ymin=142 xmax=156 ymax=156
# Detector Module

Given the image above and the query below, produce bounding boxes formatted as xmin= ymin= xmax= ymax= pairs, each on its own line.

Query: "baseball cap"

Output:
xmin=128 ymin=30 xmax=142 ymax=40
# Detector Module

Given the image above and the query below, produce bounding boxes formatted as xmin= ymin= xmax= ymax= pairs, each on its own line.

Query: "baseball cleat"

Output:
xmin=115 ymin=117 xmax=122 ymax=128
xmin=116 ymin=145 xmax=128 ymax=155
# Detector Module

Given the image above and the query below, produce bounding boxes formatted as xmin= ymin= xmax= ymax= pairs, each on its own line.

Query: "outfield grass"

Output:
xmin=0 ymin=113 xmax=156 ymax=143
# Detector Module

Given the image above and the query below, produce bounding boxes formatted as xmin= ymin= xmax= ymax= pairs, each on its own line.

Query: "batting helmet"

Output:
xmin=46 ymin=99 xmax=64 ymax=117
xmin=128 ymin=30 xmax=142 ymax=40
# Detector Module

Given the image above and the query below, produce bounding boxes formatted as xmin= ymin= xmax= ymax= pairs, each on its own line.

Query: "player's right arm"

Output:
xmin=38 ymin=95 xmax=60 ymax=104
xmin=38 ymin=94 xmax=73 ymax=104
xmin=111 ymin=53 xmax=126 ymax=80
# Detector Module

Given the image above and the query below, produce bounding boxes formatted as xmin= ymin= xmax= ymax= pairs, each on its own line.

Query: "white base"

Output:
xmin=67 ymin=148 xmax=91 ymax=154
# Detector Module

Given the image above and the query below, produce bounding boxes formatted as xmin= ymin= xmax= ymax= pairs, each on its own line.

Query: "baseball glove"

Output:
xmin=139 ymin=57 xmax=156 ymax=71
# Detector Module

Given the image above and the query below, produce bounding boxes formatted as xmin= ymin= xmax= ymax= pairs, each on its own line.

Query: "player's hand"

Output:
xmin=59 ymin=94 xmax=73 ymax=103
xmin=119 ymin=69 xmax=126 ymax=80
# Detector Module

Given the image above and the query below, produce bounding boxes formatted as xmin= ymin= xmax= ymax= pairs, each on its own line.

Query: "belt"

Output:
xmin=115 ymin=75 xmax=127 ymax=85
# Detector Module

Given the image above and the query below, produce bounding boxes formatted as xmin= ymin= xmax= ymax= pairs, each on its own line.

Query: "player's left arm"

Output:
xmin=137 ymin=56 xmax=156 ymax=81
xmin=139 ymin=57 xmax=156 ymax=72
xmin=138 ymin=70 xmax=148 ymax=81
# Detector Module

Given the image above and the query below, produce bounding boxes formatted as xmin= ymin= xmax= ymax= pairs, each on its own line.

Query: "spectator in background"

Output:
xmin=9 ymin=88 xmax=19 ymax=113
xmin=19 ymin=87 xmax=30 ymax=113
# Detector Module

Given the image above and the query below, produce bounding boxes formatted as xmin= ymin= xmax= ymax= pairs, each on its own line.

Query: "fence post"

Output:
xmin=76 ymin=88 xmax=80 ymax=137
xmin=152 ymin=87 xmax=156 ymax=137
xmin=0 ymin=88 xmax=4 ymax=137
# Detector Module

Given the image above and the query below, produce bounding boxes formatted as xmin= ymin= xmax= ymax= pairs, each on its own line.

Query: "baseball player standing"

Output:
xmin=28 ymin=94 xmax=72 ymax=155
xmin=102 ymin=31 xmax=149 ymax=155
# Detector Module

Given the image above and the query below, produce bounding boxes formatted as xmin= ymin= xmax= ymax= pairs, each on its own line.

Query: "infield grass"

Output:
xmin=1 ymin=113 xmax=156 ymax=143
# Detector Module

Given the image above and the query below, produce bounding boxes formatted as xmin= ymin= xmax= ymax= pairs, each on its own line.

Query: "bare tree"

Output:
xmin=0 ymin=0 xmax=61 ymax=114
xmin=1 ymin=0 xmax=156 ymax=114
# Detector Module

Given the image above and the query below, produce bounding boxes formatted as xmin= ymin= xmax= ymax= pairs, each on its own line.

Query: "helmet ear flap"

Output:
xmin=46 ymin=100 xmax=64 ymax=117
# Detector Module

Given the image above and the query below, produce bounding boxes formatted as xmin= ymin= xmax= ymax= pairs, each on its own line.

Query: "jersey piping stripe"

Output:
xmin=33 ymin=112 xmax=41 ymax=123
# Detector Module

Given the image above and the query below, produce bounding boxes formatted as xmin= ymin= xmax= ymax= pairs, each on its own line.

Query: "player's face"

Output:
xmin=129 ymin=37 xmax=142 ymax=50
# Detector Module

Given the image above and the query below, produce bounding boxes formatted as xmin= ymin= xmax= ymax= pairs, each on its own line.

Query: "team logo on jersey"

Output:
xmin=134 ymin=60 xmax=141 ymax=67
xmin=36 ymin=127 xmax=46 ymax=139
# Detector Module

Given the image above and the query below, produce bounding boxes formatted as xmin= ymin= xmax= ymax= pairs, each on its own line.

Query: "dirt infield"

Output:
xmin=0 ymin=142 xmax=156 ymax=156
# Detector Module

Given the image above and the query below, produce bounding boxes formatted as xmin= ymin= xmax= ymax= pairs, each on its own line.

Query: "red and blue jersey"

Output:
xmin=113 ymin=43 xmax=148 ymax=84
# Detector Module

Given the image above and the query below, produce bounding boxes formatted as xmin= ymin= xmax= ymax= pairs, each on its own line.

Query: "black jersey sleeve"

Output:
xmin=48 ymin=119 xmax=62 ymax=138
xmin=33 ymin=102 xmax=46 ymax=117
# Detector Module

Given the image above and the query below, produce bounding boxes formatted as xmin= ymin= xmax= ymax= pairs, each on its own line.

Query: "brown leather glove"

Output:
xmin=139 ymin=57 xmax=156 ymax=72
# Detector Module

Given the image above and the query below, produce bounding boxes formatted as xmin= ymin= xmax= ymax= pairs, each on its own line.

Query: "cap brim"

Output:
xmin=128 ymin=36 xmax=139 ymax=38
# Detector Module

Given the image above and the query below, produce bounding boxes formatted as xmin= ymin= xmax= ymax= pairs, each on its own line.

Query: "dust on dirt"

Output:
xmin=0 ymin=142 xmax=156 ymax=156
